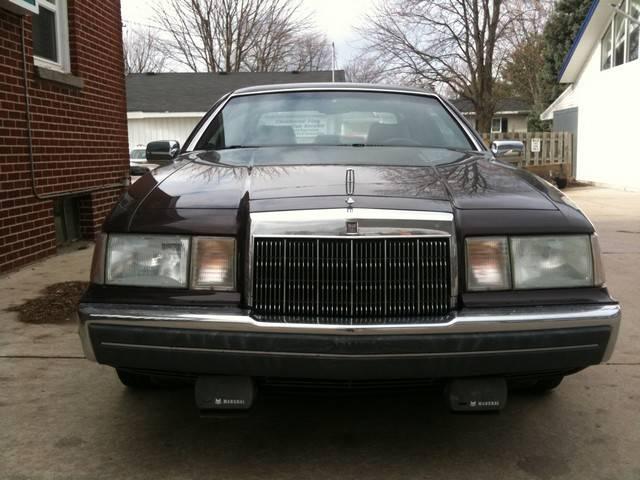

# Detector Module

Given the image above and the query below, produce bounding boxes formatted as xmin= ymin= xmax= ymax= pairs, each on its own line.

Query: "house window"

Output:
xmin=614 ymin=4 xmax=627 ymax=66
xmin=491 ymin=117 xmax=508 ymax=133
xmin=491 ymin=117 xmax=502 ymax=133
xmin=53 ymin=196 xmax=80 ymax=244
xmin=602 ymin=0 xmax=640 ymax=70
xmin=629 ymin=0 xmax=640 ymax=62
xmin=32 ymin=0 xmax=70 ymax=72
xmin=602 ymin=24 xmax=613 ymax=69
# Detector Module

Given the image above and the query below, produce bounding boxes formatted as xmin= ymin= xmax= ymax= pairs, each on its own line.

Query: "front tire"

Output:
xmin=530 ymin=375 xmax=563 ymax=392
xmin=116 ymin=369 xmax=153 ymax=388
xmin=513 ymin=375 xmax=564 ymax=393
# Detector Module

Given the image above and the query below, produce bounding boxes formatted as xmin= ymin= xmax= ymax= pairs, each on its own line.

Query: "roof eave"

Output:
xmin=540 ymin=85 xmax=576 ymax=120
xmin=558 ymin=0 xmax=612 ymax=83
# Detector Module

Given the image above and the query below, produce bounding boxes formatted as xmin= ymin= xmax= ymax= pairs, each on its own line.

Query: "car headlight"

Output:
xmin=191 ymin=237 xmax=236 ymax=290
xmin=466 ymin=234 xmax=598 ymax=291
xmin=106 ymin=234 xmax=190 ymax=287
xmin=510 ymin=235 xmax=593 ymax=289
xmin=465 ymin=237 xmax=511 ymax=291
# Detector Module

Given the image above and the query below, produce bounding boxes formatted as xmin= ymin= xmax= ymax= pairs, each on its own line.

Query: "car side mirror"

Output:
xmin=491 ymin=140 xmax=524 ymax=158
xmin=146 ymin=140 xmax=181 ymax=165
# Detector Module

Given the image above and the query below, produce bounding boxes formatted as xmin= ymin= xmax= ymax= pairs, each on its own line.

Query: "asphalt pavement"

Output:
xmin=1 ymin=186 xmax=639 ymax=480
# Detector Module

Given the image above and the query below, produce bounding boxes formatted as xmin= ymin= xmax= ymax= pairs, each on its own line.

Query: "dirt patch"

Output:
xmin=7 ymin=281 xmax=88 ymax=324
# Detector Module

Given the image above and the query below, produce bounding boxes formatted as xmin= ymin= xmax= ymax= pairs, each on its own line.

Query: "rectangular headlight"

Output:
xmin=191 ymin=237 xmax=236 ymax=290
xmin=511 ymin=235 xmax=593 ymax=289
xmin=465 ymin=237 xmax=511 ymax=291
xmin=106 ymin=234 xmax=190 ymax=287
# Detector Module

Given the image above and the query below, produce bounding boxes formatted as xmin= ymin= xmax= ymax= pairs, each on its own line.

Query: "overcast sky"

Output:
xmin=120 ymin=0 xmax=374 ymax=69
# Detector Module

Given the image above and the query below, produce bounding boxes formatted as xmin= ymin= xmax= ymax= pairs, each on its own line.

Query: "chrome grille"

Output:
xmin=252 ymin=237 xmax=451 ymax=324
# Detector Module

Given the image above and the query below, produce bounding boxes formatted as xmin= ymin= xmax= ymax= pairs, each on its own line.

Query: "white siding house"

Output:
xmin=542 ymin=0 xmax=640 ymax=190
xmin=127 ymin=112 xmax=204 ymax=150
xmin=451 ymin=97 xmax=532 ymax=134
xmin=126 ymin=71 xmax=345 ymax=151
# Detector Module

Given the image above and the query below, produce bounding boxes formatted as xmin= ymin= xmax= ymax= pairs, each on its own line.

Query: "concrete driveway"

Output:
xmin=1 ymin=187 xmax=639 ymax=480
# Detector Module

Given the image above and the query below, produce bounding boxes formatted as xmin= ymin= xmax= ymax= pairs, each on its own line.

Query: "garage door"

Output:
xmin=552 ymin=107 xmax=578 ymax=177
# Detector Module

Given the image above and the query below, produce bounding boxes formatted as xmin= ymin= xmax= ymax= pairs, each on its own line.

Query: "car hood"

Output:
xmin=131 ymin=146 xmax=558 ymax=211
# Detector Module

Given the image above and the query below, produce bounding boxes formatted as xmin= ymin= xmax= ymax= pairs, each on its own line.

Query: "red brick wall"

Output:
xmin=0 ymin=1 xmax=128 ymax=273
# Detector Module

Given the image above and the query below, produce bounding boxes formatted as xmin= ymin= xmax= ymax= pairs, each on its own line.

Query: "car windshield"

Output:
xmin=130 ymin=149 xmax=146 ymax=159
xmin=195 ymin=91 xmax=475 ymax=151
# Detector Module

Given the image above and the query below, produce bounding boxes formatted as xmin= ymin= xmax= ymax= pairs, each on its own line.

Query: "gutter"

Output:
xmin=19 ymin=16 xmax=126 ymax=201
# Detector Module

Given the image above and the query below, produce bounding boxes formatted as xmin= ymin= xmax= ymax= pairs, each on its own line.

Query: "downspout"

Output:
xmin=19 ymin=16 xmax=126 ymax=201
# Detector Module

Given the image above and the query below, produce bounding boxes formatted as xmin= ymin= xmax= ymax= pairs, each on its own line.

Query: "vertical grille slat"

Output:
xmin=253 ymin=237 xmax=451 ymax=324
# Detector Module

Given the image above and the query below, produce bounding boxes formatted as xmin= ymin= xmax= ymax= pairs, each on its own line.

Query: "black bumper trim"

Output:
xmin=89 ymin=324 xmax=610 ymax=380
xmin=100 ymin=341 xmax=598 ymax=359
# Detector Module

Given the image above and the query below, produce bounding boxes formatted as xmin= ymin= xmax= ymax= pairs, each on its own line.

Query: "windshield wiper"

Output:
xmin=316 ymin=143 xmax=383 ymax=147
xmin=349 ymin=143 xmax=411 ymax=147
xmin=219 ymin=145 xmax=255 ymax=150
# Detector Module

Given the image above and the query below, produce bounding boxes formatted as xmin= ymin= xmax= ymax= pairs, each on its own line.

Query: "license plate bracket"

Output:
xmin=195 ymin=376 xmax=255 ymax=411
xmin=446 ymin=377 xmax=507 ymax=412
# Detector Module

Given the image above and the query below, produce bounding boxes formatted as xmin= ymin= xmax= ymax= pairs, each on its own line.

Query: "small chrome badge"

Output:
xmin=346 ymin=220 xmax=358 ymax=235
xmin=345 ymin=168 xmax=355 ymax=195
xmin=345 ymin=168 xmax=355 ymax=211
xmin=345 ymin=196 xmax=355 ymax=212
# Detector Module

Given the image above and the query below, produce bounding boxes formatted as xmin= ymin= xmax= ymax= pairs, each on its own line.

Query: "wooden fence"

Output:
xmin=480 ymin=132 xmax=573 ymax=172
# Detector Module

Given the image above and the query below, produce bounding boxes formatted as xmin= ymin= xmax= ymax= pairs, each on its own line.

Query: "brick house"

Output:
xmin=0 ymin=0 xmax=129 ymax=273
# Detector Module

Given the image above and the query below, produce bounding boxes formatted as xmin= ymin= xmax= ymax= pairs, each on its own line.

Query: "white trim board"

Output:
xmin=127 ymin=111 xmax=207 ymax=119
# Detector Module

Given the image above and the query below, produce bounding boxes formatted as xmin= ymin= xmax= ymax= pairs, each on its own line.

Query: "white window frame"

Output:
xmin=33 ymin=0 xmax=71 ymax=73
xmin=613 ymin=1 xmax=628 ymax=66
xmin=601 ymin=22 xmax=614 ymax=70
xmin=491 ymin=117 xmax=503 ymax=134
xmin=628 ymin=0 xmax=640 ymax=62
xmin=602 ymin=0 xmax=640 ymax=70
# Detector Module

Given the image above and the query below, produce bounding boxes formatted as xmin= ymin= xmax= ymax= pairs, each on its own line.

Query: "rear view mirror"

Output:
xmin=491 ymin=140 xmax=524 ymax=158
xmin=146 ymin=140 xmax=180 ymax=165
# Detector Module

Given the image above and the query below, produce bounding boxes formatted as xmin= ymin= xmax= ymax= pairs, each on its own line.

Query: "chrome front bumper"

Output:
xmin=78 ymin=303 xmax=621 ymax=366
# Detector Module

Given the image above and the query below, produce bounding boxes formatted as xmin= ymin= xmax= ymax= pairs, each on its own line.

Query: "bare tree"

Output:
xmin=123 ymin=27 xmax=167 ymax=74
xmin=502 ymin=34 xmax=549 ymax=108
xmin=244 ymin=1 xmax=313 ymax=71
xmin=506 ymin=0 xmax=553 ymax=47
xmin=343 ymin=55 xmax=386 ymax=83
xmin=359 ymin=0 xmax=524 ymax=132
xmin=154 ymin=0 xmax=243 ymax=72
xmin=499 ymin=0 xmax=554 ymax=129
xmin=154 ymin=0 xmax=319 ymax=73
xmin=287 ymin=33 xmax=333 ymax=71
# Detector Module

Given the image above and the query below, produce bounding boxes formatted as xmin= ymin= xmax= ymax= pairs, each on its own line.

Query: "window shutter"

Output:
xmin=501 ymin=118 xmax=509 ymax=133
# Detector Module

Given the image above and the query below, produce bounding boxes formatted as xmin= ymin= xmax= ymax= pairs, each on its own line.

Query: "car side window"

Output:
xmin=202 ymin=108 xmax=251 ymax=150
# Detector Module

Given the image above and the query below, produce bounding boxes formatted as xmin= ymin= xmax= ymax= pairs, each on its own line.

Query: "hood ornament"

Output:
xmin=345 ymin=168 xmax=355 ymax=212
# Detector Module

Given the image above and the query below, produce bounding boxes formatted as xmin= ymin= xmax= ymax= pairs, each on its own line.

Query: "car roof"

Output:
xmin=230 ymin=82 xmax=437 ymax=97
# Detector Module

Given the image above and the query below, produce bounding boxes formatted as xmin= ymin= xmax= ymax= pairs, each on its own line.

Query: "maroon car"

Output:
xmin=78 ymin=84 xmax=620 ymax=412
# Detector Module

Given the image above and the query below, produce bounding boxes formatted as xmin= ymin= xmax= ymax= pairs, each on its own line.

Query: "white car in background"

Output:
xmin=129 ymin=147 xmax=158 ymax=177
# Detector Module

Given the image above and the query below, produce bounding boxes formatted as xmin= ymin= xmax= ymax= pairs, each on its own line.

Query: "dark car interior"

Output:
xmin=254 ymin=125 xmax=297 ymax=145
